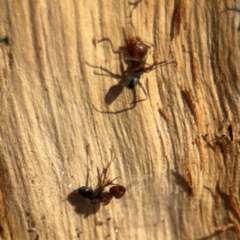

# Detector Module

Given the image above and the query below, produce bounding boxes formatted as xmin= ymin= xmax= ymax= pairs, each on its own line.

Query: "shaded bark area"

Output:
xmin=0 ymin=0 xmax=239 ymax=239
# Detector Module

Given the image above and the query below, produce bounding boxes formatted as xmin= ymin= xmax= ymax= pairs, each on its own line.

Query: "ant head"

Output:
xmin=78 ymin=186 xmax=93 ymax=198
xmin=125 ymin=73 xmax=140 ymax=89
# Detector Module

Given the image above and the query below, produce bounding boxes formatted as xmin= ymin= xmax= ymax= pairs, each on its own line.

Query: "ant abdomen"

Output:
xmin=109 ymin=185 xmax=126 ymax=199
xmin=128 ymin=37 xmax=149 ymax=61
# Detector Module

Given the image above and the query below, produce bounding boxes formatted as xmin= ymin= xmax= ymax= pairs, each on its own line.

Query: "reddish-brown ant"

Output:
xmin=91 ymin=24 xmax=176 ymax=91
xmin=121 ymin=24 xmax=176 ymax=90
xmin=78 ymin=157 xmax=126 ymax=206
xmin=86 ymin=24 xmax=176 ymax=113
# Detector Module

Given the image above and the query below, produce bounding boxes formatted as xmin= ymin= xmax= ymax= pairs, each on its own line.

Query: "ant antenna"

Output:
xmin=85 ymin=144 xmax=91 ymax=186
xmin=128 ymin=0 xmax=143 ymax=20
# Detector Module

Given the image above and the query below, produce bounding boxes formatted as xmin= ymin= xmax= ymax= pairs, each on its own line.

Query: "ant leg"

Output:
xmin=99 ymin=153 xmax=120 ymax=188
xmin=98 ymin=38 xmax=129 ymax=58
xmin=129 ymin=81 xmax=148 ymax=107
xmin=97 ymin=38 xmax=120 ymax=54
xmin=151 ymin=60 xmax=177 ymax=71
xmin=97 ymin=151 xmax=114 ymax=185
xmin=142 ymin=61 xmax=168 ymax=72
xmin=102 ymin=153 xmax=115 ymax=183
xmin=138 ymin=80 xmax=148 ymax=100
xmin=93 ymin=70 xmax=122 ymax=79
xmin=142 ymin=40 xmax=152 ymax=48
xmin=92 ymin=104 xmax=137 ymax=114
xmin=85 ymin=144 xmax=91 ymax=187
xmin=85 ymin=62 xmax=123 ymax=79
xmin=96 ymin=167 xmax=103 ymax=189
xmin=134 ymin=60 xmax=176 ymax=75
xmin=104 ymin=177 xmax=121 ymax=187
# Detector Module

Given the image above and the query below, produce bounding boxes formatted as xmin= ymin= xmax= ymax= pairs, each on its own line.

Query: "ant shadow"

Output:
xmin=67 ymin=149 xmax=100 ymax=218
xmin=85 ymin=63 xmax=147 ymax=114
xmin=67 ymin=189 xmax=100 ymax=218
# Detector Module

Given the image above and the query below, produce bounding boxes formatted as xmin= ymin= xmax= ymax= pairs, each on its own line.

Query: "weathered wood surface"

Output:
xmin=0 ymin=0 xmax=239 ymax=239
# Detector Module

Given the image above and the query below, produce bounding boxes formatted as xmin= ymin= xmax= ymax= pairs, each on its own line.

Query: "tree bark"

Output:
xmin=0 ymin=0 xmax=239 ymax=239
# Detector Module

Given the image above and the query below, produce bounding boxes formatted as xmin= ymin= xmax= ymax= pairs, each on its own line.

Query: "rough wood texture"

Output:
xmin=0 ymin=0 xmax=239 ymax=239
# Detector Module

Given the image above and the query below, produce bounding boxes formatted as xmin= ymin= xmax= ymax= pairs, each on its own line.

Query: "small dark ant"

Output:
xmin=78 ymin=157 xmax=126 ymax=206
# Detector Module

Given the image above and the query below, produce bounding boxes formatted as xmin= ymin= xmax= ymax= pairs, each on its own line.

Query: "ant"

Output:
xmin=122 ymin=24 xmax=177 ymax=90
xmin=87 ymin=24 xmax=176 ymax=113
xmin=78 ymin=157 xmax=126 ymax=206
xmin=98 ymin=23 xmax=176 ymax=91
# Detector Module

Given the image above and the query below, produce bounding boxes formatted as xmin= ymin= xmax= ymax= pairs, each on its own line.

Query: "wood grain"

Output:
xmin=0 ymin=0 xmax=239 ymax=239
